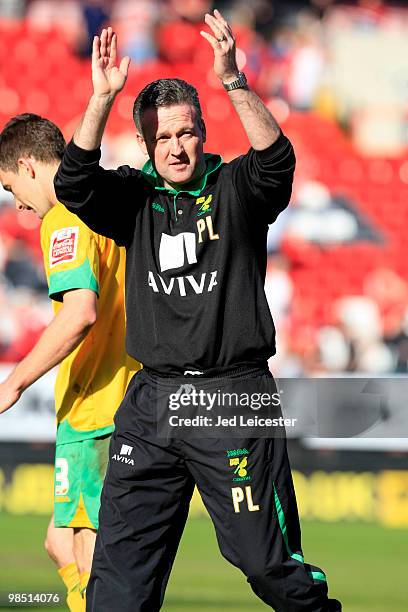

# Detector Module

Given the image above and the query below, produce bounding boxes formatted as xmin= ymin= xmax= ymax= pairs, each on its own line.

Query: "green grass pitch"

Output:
xmin=0 ymin=514 xmax=407 ymax=611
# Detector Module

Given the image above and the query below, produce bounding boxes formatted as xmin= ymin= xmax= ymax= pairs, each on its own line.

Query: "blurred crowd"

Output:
xmin=267 ymin=257 xmax=408 ymax=376
xmin=0 ymin=0 xmax=405 ymax=151
xmin=0 ymin=199 xmax=51 ymax=363
xmin=0 ymin=0 xmax=407 ymax=375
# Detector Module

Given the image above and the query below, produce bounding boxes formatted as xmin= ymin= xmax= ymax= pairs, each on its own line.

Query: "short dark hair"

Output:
xmin=133 ymin=78 xmax=204 ymax=134
xmin=0 ymin=113 xmax=65 ymax=172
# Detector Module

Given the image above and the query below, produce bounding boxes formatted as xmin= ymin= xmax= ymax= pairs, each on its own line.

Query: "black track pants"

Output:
xmin=87 ymin=368 xmax=341 ymax=612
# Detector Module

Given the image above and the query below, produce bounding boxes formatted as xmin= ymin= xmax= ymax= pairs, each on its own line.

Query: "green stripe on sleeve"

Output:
xmin=48 ymin=258 xmax=99 ymax=302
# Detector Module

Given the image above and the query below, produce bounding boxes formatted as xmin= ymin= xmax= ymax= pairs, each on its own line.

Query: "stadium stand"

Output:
xmin=0 ymin=0 xmax=407 ymax=375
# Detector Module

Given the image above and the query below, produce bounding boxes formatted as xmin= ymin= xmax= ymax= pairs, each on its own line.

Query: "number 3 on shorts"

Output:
xmin=55 ymin=457 xmax=69 ymax=496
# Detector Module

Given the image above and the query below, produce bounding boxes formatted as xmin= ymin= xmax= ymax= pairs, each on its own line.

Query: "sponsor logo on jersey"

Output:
xmin=148 ymin=215 xmax=220 ymax=297
xmin=159 ymin=232 xmax=197 ymax=272
xmin=111 ymin=453 xmax=135 ymax=466
xmin=120 ymin=444 xmax=133 ymax=456
xmin=148 ymin=270 xmax=218 ymax=296
xmin=49 ymin=226 xmax=79 ymax=268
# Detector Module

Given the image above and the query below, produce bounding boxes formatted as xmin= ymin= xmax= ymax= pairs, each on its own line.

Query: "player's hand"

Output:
xmin=200 ymin=9 xmax=239 ymax=84
xmin=92 ymin=27 xmax=130 ymax=99
xmin=0 ymin=381 xmax=21 ymax=415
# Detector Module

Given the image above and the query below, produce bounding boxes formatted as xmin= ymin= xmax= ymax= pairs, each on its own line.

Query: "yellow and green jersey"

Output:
xmin=40 ymin=203 xmax=141 ymax=445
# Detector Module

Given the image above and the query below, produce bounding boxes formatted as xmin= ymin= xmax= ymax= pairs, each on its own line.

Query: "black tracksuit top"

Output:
xmin=54 ymin=132 xmax=296 ymax=375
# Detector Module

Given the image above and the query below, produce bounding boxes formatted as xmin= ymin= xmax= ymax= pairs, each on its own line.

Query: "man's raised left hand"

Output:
xmin=200 ymin=9 xmax=240 ymax=85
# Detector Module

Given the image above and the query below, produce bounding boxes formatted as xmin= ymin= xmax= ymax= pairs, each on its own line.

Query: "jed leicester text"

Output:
xmin=168 ymin=415 xmax=297 ymax=427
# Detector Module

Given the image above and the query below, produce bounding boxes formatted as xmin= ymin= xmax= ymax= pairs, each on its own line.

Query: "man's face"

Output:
xmin=137 ymin=103 xmax=206 ymax=190
xmin=0 ymin=161 xmax=52 ymax=219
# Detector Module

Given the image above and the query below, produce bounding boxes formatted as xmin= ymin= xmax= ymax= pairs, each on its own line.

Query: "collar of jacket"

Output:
xmin=141 ymin=153 xmax=223 ymax=196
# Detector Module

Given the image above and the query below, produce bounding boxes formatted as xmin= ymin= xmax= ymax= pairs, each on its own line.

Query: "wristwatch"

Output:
xmin=222 ymin=72 xmax=248 ymax=92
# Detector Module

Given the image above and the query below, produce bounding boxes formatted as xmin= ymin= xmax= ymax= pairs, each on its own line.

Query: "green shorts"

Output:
xmin=54 ymin=435 xmax=111 ymax=529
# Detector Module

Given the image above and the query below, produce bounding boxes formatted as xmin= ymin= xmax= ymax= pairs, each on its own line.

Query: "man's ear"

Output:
xmin=200 ymin=119 xmax=207 ymax=144
xmin=17 ymin=157 xmax=35 ymax=178
xmin=135 ymin=132 xmax=148 ymax=156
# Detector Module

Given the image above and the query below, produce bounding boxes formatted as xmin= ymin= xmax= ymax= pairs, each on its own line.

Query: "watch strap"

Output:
xmin=222 ymin=72 xmax=248 ymax=92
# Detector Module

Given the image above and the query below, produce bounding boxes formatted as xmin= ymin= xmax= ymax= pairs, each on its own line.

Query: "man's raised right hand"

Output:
xmin=92 ymin=27 xmax=130 ymax=98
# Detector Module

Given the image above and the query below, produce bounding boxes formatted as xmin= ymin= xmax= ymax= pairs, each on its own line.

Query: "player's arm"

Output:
xmin=201 ymin=10 xmax=295 ymax=224
xmin=201 ymin=9 xmax=280 ymax=151
xmin=54 ymin=28 xmax=142 ymax=245
xmin=0 ymin=289 xmax=96 ymax=414
xmin=74 ymin=27 xmax=130 ymax=150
